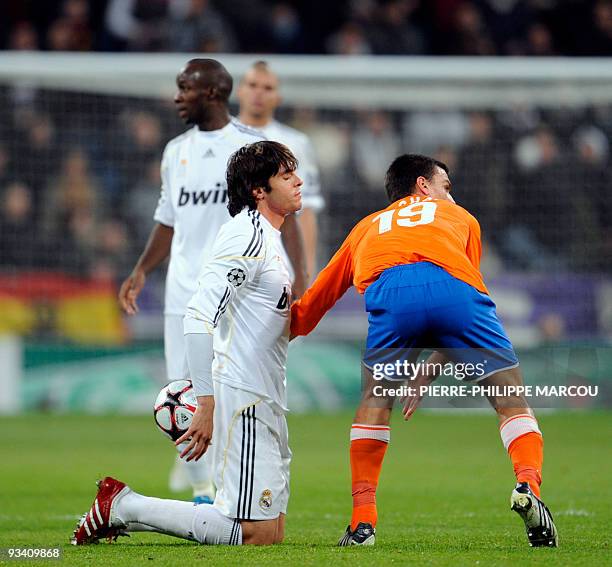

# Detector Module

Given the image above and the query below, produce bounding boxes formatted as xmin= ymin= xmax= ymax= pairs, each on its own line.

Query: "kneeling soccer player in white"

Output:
xmin=72 ymin=141 xmax=302 ymax=546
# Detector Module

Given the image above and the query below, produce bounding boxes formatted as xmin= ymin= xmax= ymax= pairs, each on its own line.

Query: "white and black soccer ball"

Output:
xmin=153 ymin=380 xmax=198 ymax=441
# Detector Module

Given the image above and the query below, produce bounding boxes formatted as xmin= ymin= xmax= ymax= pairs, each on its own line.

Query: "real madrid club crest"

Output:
xmin=259 ymin=489 xmax=272 ymax=510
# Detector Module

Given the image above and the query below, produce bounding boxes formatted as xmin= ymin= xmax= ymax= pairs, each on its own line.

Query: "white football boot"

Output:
xmin=511 ymin=482 xmax=558 ymax=547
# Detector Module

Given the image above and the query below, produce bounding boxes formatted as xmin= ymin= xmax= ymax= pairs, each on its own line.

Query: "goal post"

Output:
xmin=1 ymin=53 xmax=612 ymax=108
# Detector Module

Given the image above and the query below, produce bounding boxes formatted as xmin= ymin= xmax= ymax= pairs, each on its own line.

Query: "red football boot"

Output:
xmin=71 ymin=477 xmax=130 ymax=545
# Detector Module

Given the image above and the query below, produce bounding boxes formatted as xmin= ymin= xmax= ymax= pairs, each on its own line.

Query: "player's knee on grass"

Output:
xmin=241 ymin=517 xmax=280 ymax=545
xmin=274 ymin=514 xmax=285 ymax=544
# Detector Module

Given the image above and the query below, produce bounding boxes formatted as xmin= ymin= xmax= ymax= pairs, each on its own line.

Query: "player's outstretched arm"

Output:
xmin=118 ymin=223 xmax=174 ymax=315
xmin=290 ymin=237 xmax=353 ymax=337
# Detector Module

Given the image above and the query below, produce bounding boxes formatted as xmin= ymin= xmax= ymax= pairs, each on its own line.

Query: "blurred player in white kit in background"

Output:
xmin=238 ymin=60 xmax=324 ymax=281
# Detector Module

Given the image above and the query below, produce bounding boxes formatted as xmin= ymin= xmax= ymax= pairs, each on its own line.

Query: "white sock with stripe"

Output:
xmin=350 ymin=423 xmax=391 ymax=443
xmin=116 ymin=492 xmax=240 ymax=544
xmin=499 ymin=413 xmax=541 ymax=450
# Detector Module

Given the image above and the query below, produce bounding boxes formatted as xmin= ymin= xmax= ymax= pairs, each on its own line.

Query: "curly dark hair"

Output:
xmin=226 ymin=141 xmax=298 ymax=217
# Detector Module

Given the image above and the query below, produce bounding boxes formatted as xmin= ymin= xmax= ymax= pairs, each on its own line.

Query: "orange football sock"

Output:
xmin=349 ymin=425 xmax=390 ymax=531
xmin=500 ymin=414 xmax=543 ymax=498
xmin=508 ymin=432 xmax=543 ymax=497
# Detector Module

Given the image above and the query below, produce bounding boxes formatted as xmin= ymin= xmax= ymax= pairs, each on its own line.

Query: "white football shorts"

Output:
xmin=211 ymin=383 xmax=291 ymax=521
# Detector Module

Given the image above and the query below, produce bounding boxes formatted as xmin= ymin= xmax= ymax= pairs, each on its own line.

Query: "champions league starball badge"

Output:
xmin=227 ymin=268 xmax=246 ymax=287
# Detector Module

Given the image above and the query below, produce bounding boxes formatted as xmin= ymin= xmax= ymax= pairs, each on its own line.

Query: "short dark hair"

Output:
xmin=226 ymin=141 xmax=298 ymax=217
xmin=185 ymin=58 xmax=233 ymax=102
xmin=251 ymin=60 xmax=270 ymax=72
xmin=385 ymin=154 xmax=449 ymax=203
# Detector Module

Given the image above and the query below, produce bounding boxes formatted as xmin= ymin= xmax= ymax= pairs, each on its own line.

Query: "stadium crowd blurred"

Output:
xmin=0 ymin=0 xmax=611 ymax=282
xmin=0 ymin=84 xmax=610 ymax=280
xmin=2 ymin=0 xmax=611 ymax=56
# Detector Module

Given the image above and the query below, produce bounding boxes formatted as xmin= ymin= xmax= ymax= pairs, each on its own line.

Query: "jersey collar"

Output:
xmin=194 ymin=121 xmax=234 ymax=139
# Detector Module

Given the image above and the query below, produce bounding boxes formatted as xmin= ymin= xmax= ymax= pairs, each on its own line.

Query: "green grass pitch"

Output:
xmin=1 ymin=411 xmax=610 ymax=566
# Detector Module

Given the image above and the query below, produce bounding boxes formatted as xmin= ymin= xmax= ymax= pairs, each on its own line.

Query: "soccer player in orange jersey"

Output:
xmin=291 ymin=154 xmax=558 ymax=548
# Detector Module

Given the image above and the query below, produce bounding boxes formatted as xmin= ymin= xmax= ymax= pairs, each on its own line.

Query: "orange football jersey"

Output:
xmin=291 ymin=195 xmax=488 ymax=336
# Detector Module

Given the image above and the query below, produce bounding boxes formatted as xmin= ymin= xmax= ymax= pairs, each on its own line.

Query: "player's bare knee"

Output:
xmin=241 ymin=519 xmax=278 ymax=545
xmin=481 ymin=367 xmax=532 ymax=417
xmin=274 ymin=515 xmax=285 ymax=543
xmin=248 ymin=535 xmax=276 ymax=545
xmin=483 ymin=366 xmax=524 ymax=388
xmin=274 ymin=518 xmax=285 ymax=543
xmin=241 ymin=530 xmax=275 ymax=545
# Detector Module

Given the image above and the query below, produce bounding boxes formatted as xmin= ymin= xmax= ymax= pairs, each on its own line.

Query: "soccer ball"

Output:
xmin=153 ymin=380 xmax=198 ymax=441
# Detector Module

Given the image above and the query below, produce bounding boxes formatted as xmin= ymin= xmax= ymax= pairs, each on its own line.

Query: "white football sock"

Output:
xmin=116 ymin=491 xmax=197 ymax=540
xmin=116 ymin=491 xmax=241 ymax=544
xmin=192 ymin=504 xmax=242 ymax=545
xmin=124 ymin=522 xmax=160 ymax=533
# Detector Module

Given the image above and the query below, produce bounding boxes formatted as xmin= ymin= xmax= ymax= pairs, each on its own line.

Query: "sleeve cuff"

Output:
xmin=153 ymin=213 xmax=175 ymax=227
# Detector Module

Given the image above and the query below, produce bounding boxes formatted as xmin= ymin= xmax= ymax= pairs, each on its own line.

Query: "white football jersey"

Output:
xmin=184 ymin=209 xmax=291 ymax=414
xmin=154 ymin=120 xmax=264 ymax=315
xmin=258 ymin=120 xmax=324 ymax=213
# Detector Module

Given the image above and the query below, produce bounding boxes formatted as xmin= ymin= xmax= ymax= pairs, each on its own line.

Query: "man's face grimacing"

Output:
xmin=238 ymin=69 xmax=280 ymax=120
xmin=261 ymin=168 xmax=303 ymax=216
xmin=422 ymin=166 xmax=454 ymax=202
